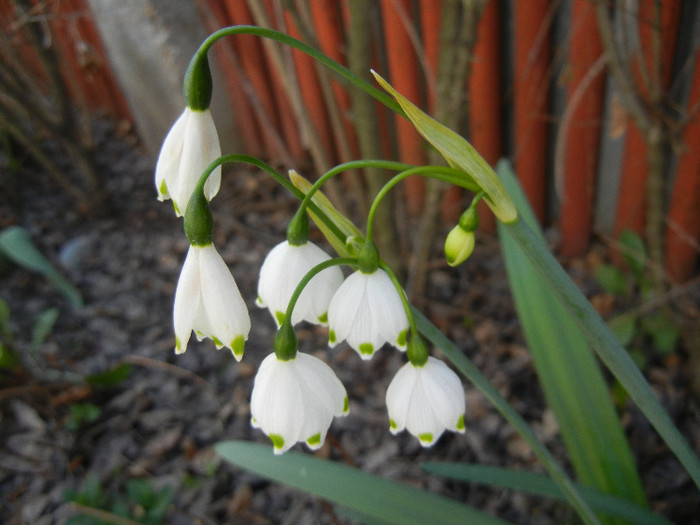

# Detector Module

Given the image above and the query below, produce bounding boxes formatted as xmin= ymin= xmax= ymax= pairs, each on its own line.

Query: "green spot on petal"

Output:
xmin=389 ymin=419 xmax=398 ymax=430
xmin=269 ymin=434 xmax=285 ymax=450
xmin=317 ymin=312 xmax=328 ymax=324
xmin=256 ymin=296 xmax=264 ymax=305
xmin=212 ymin=336 xmax=223 ymax=347
xmin=343 ymin=396 xmax=349 ymax=413
xmin=231 ymin=335 xmax=245 ymax=358
xmin=397 ymin=329 xmax=408 ymax=347
xmin=329 ymin=330 xmax=336 ymax=344
xmin=275 ymin=311 xmax=286 ymax=326
xmin=418 ymin=433 xmax=434 ymax=444
xmin=172 ymin=200 xmax=181 ymax=215
xmin=159 ymin=180 xmax=168 ymax=197
xmin=174 ymin=336 xmax=183 ymax=353
xmin=359 ymin=343 xmax=374 ymax=356
xmin=456 ymin=414 xmax=465 ymax=431
xmin=306 ymin=433 xmax=321 ymax=446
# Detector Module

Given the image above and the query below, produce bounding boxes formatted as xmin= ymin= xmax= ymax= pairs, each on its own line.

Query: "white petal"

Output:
xmin=328 ymin=269 xmax=408 ymax=358
xmin=171 ymin=109 xmax=221 ymax=216
xmin=155 ymin=109 xmax=189 ymax=200
xmin=197 ymin=245 xmax=250 ymax=359
xmin=385 ymin=362 xmax=418 ymax=434
xmin=258 ymin=241 xmax=343 ymax=327
xmin=172 ymin=246 xmax=202 ymax=354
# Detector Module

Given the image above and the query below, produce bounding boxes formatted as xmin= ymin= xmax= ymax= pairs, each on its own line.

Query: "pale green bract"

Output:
xmin=371 ymin=71 xmax=517 ymax=224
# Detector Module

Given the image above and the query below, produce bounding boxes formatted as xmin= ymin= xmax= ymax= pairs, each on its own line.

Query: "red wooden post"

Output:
xmin=559 ymin=0 xmax=605 ymax=256
xmin=513 ymin=0 xmax=551 ymax=223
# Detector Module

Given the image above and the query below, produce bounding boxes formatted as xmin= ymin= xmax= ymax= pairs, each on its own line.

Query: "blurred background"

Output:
xmin=1 ymin=1 xmax=699 ymax=523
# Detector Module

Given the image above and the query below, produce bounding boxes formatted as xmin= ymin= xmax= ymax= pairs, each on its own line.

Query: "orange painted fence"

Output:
xmin=4 ymin=0 xmax=700 ymax=283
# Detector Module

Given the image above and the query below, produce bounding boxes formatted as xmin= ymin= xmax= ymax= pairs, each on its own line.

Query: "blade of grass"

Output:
xmin=422 ymin=463 xmax=673 ymax=525
xmin=497 ymin=162 xmax=646 ymax=512
xmin=215 ymin=440 xmax=509 ymax=525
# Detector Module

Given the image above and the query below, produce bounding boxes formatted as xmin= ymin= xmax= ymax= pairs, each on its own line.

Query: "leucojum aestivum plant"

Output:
xmin=154 ymin=26 xmax=699 ymax=525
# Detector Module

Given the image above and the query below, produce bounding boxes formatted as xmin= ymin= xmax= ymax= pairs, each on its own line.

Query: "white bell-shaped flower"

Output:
xmin=155 ymin=107 xmax=221 ymax=216
xmin=250 ymin=352 xmax=349 ymax=454
xmin=327 ymin=269 xmax=409 ymax=359
xmin=257 ymin=241 xmax=343 ymax=327
xmin=173 ymin=244 xmax=250 ymax=360
xmin=386 ymin=357 xmax=465 ymax=446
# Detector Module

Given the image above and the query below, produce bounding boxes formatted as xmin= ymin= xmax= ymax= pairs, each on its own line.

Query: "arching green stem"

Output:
xmin=190 ymin=26 xmax=403 ymax=117
xmin=379 ymin=261 xmax=419 ymax=344
xmin=280 ymin=257 xmax=357 ymax=340
xmin=366 ymin=166 xmax=480 ymax=241
xmin=193 ymin=154 xmax=346 ymax=244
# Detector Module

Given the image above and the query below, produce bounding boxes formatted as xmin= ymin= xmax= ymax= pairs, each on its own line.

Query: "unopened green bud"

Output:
xmin=444 ymin=225 xmax=475 ymax=267
xmin=184 ymin=188 xmax=213 ymax=246
xmin=184 ymin=55 xmax=213 ymax=111
xmin=274 ymin=322 xmax=298 ymax=361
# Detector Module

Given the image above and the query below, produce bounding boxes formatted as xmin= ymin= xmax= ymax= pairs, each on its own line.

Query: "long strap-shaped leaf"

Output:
xmin=216 ymin=440 xmax=508 ymax=525
xmin=497 ymin=161 xmax=646 ymax=515
xmin=496 ymin=161 xmax=700 ymax=489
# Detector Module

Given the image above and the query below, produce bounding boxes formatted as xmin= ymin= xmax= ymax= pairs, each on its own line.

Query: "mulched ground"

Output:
xmin=1 ymin=125 xmax=699 ymax=524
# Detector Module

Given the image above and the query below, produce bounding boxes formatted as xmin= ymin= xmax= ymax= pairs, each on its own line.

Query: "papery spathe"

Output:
xmin=386 ymin=357 xmax=465 ymax=446
xmin=250 ymin=352 xmax=349 ymax=454
xmin=173 ymin=244 xmax=250 ymax=359
xmin=257 ymin=241 xmax=343 ymax=327
xmin=327 ymin=269 xmax=409 ymax=359
xmin=155 ymin=107 xmax=221 ymax=216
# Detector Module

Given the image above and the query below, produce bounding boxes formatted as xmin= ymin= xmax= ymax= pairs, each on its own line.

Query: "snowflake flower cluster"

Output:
xmin=156 ymin=91 xmax=466 ymax=455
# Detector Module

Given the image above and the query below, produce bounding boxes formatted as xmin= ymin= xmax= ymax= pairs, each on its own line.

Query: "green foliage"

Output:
xmin=86 ymin=363 xmax=133 ymax=387
xmin=595 ymin=230 xmax=681 ymax=367
xmin=498 ymin=162 xmax=646 ymax=516
xmin=0 ymin=226 xmax=83 ymax=308
xmin=65 ymin=402 xmax=101 ymax=432
xmin=64 ymin=475 xmax=173 ymax=525
xmin=216 ymin=440 xmax=508 ymax=525
xmin=422 ymin=463 xmax=673 ymax=525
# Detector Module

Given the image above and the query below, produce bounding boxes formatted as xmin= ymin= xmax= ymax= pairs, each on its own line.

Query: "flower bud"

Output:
xmin=444 ymin=225 xmax=475 ymax=267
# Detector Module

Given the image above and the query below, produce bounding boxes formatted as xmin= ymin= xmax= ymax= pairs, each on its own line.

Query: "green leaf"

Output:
xmin=216 ymin=440 xmax=508 ymax=525
xmin=594 ymin=264 xmax=628 ymax=296
xmin=640 ymin=311 xmax=680 ymax=355
xmin=497 ymin=161 xmax=647 ymax=516
xmin=498 ymin=161 xmax=700 ymax=491
xmin=0 ymin=226 xmax=83 ymax=308
xmin=31 ymin=307 xmax=60 ymax=353
xmin=86 ymin=363 xmax=133 ymax=387
xmin=422 ymin=463 xmax=674 ymax=525
xmin=608 ymin=313 xmax=638 ymax=347
xmin=618 ymin=230 xmax=646 ymax=281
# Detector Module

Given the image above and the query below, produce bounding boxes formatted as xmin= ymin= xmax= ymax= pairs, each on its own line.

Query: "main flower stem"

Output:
xmin=194 ymin=154 xmax=346 ymax=245
xmin=192 ymin=25 xmax=404 ymax=117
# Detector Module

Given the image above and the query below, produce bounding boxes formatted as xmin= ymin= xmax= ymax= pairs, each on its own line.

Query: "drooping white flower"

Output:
xmin=250 ymin=352 xmax=349 ymax=454
xmin=327 ymin=269 xmax=409 ymax=359
xmin=173 ymin=244 xmax=250 ymax=360
xmin=257 ymin=241 xmax=343 ymax=327
xmin=155 ymin=107 xmax=221 ymax=216
xmin=386 ymin=357 xmax=465 ymax=447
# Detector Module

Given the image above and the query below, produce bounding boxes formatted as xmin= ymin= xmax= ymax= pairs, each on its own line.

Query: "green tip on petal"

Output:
xmin=329 ymin=330 xmax=336 ymax=344
xmin=231 ymin=335 xmax=245 ymax=359
xmin=317 ymin=312 xmax=328 ymax=324
xmin=343 ymin=396 xmax=349 ymax=414
xmin=306 ymin=433 xmax=322 ymax=447
xmin=418 ymin=433 xmax=434 ymax=444
xmin=158 ymin=180 xmax=169 ymax=198
xmin=174 ymin=336 xmax=184 ymax=354
xmin=456 ymin=414 xmax=465 ymax=431
xmin=359 ymin=343 xmax=374 ymax=356
xmin=389 ymin=419 xmax=398 ymax=430
xmin=256 ymin=296 xmax=264 ymax=306
xmin=397 ymin=329 xmax=408 ymax=347
xmin=212 ymin=336 xmax=223 ymax=348
xmin=275 ymin=311 xmax=286 ymax=326
xmin=269 ymin=434 xmax=285 ymax=451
